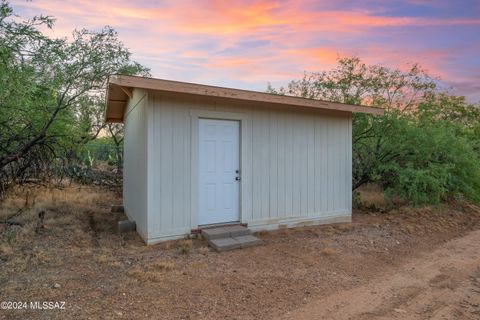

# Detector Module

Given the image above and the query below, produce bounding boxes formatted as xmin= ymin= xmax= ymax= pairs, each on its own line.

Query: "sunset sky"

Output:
xmin=11 ymin=0 xmax=480 ymax=102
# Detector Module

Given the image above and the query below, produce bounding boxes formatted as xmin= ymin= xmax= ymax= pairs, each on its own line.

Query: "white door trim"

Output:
xmin=198 ymin=119 xmax=240 ymax=225
xmin=190 ymin=110 xmax=251 ymax=228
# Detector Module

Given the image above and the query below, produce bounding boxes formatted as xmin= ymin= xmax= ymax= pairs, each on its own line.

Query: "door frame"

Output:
xmin=190 ymin=110 xmax=251 ymax=228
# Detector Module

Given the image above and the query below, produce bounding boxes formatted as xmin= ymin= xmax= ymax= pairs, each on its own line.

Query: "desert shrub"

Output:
xmin=176 ymin=239 xmax=193 ymax=255
xmin=379 ymin=116 xmax=480 ymax=204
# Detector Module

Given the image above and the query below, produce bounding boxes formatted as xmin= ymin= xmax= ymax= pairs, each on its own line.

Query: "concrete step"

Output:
xmin=202 ymin=225 xmax=262 ymax=252
xmin=202 ymin=225 xmax=251 ymax=240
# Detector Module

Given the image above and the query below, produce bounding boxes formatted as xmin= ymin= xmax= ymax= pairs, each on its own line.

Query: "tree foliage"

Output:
xmin=269 ymin=57 xmax=480 ymax=205
xmin=0 ymin=1 xmax=149 ymax=192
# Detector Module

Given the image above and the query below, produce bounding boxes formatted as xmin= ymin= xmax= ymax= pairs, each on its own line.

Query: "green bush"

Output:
xmin=379 ymin=117 xmax=480 ymax=204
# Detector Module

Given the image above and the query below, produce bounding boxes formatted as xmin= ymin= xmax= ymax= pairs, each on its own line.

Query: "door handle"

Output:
xmin=235 ymin=176 xmax=241 ymax=181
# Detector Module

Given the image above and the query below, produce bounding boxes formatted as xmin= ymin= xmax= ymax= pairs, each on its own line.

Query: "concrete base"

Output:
xmin=141 ymin=213 xmax=352 ymax=245
xmin=118 ymin=220 xmax=136 ymax=233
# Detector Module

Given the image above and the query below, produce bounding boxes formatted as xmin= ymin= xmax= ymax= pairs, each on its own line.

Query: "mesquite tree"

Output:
xmin=0 ymin=1 xmax=149 ymax=193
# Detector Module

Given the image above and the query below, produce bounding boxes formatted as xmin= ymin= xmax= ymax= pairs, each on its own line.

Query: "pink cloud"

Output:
xmin=10 ymin=0 xmax=480 ymax=101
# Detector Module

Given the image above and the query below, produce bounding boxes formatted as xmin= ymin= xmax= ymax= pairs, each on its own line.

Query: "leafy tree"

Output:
xmin=0 ymin=0 xmax=149 ymax=192
xmin=268 ymin=57 xmax=438 ymax=190
xmin=269 ymin=57 xmax=480 ymax=205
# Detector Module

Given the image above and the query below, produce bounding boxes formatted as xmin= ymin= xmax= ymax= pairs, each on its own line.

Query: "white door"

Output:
xmin=198 ymin=119 xmax=240 ymax=225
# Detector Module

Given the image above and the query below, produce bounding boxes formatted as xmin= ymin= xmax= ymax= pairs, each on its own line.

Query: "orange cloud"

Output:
xmin=10 ymin=0 xmax=480 ymax=101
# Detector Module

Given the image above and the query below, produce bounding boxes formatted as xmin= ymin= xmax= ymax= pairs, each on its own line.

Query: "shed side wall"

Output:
xmin=146 ymin=93 xmax=352 ymax=242
xmin=123 ymin=89 xmax=148 ymax=239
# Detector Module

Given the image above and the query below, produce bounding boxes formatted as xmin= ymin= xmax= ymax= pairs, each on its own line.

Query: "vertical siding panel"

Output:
xmin=172 ymin=103 xmax=185 ymax=229
xmin=269 ymin=110 xmax=278 ymax=218
xmin=338 ymin=118 xmax=344 ymax=211
xmin=337 ymin=118 xmax=344 ymax=211
xmin=261 ymin=109 xmax=270 ymax=219
xmin=293 ymin=114 xmax=301 ymax=216
xmin=277 ymin=112 xmax=286 ymax=217
xmin=334 ymin=118 xmax=341 ymax=211
xmin=271 ymin=111 xmax=277 ymax=216
xmin=184 ymin=105 xmax=192 ymax=227
xmin=326 ymin=117 xmax=333 ymax=212
xmin=285 ymin=111 xmax=293 ymax=216
xmin=299 ymin=114 xmax=308 ymax=216
xmin=333 ymin=118 xmax=340 ymax=211
xmin=251 ymin=108 xmax=261 ymax=220
xmin=320 ymin=116 xmax=328 ymax=213
xmin=314 ymin=115 xmax=321 ymax=213
xmin=150 ymin=95 xmax=161 ymax=235
xmin=319 ymin=115 xmax=326 ymax=213
xmin=330 ymin=118 xmax=336 ymax=211
xmin=244 ymin=108 xmax=253 ymax=222
xmin=159 ymin=97 xmax=173 ymax=232
xmin=307 ymin=114 xmax=315 ymax=216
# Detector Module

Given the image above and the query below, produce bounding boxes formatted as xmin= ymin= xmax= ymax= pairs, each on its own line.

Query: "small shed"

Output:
xmin=105 ymin=75 xmax=383 ymax=244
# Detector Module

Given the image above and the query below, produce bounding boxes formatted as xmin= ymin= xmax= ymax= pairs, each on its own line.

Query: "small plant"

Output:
xmin=177 ymin=239 xmax=193 ymax=255
xmin=3 ymin=227 xmax=16 ymax=244
xmin=85 ymin=150 xmax=95 ymax=169
xmin=107 ymin=154 xmax=116 ymax=166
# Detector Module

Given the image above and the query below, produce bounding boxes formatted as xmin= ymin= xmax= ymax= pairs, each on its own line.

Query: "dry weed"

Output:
xmin=150 ymin=261 xmax=176 ymax=271
xmin=356 ymin=184 xmax=389 ymax=210
xmin=128 ymin=260 xmax=177 ymax=282
xmin=177 ymin=239 xmax=193 ymax=255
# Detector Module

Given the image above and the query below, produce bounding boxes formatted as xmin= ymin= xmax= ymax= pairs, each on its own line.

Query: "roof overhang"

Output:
xmin=105 ymin=75 xmax=384 ymax=123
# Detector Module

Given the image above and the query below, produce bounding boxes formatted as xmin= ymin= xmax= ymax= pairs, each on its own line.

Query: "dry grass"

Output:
xmin=0 ymin=183 xmax=125 ymax=272
xmin=355 ymin=184 xmax=389 ymax=211
xmin=176 ymin=239 xmax=193 ymax=255
xmin=127 ymin=260 xmax=178 ymax=282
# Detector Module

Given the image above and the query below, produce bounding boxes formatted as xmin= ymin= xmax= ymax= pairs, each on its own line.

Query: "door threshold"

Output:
xmin=191 ymin=222 xmax=247 ymax=234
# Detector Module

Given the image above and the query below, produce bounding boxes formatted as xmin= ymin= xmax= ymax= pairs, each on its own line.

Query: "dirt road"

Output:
xmin=283 ymin=230 xmax=480 ymax=320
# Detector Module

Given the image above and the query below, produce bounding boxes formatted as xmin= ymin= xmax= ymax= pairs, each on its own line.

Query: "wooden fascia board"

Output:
xmin=108 ymin=75 xmax=384 ymax=116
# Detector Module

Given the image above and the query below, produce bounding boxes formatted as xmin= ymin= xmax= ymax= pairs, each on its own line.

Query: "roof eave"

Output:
xmin=104 ymin=75 xmax=385 ymax=123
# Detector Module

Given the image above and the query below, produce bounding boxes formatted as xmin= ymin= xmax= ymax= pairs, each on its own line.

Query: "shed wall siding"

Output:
xmin=123 ymin=89 xmax=148 ymax=240
xmin=145 ymin=94 xmax=352 ymax=242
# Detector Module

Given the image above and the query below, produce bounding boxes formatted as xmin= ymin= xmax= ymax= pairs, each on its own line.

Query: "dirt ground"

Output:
xmin=0 ymin=185 xmax=480 ymax=320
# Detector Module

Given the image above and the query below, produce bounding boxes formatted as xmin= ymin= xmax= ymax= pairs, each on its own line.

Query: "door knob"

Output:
xmin=235 ymin=176 xmax=241 ymax=181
